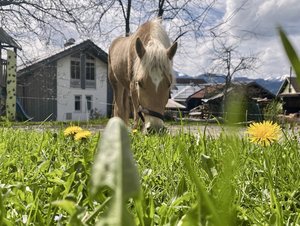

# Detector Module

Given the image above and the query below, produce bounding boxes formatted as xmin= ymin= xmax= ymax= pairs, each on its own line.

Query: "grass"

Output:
xmin=0 ymin=127 xmax=100 ymax=225
xmin=0 ymin=117 xmax=110 ymax=128
xmin=0 ymin=24 xmax=299 ymax=226
xmin=0 ymin=121 xmax=299 ymax=225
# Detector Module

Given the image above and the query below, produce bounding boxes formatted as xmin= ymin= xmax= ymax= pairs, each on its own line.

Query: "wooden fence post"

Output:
xmin=6 ymin=50 xmax=16 ymax=121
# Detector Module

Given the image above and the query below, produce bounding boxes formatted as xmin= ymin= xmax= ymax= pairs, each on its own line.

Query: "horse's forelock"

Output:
xmin=134 ymin=39 xmax=173 ymax=84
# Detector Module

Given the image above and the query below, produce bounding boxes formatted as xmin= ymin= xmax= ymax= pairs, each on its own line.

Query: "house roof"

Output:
xmin=188 ymin=81 xmax=275 ymax=102
xmin=171 ymin=85 xmax=204 ymax=100
xmin=166 ymin=99 xmax=186 ymax=109
xmin=277 ymin=76 xmax=300 ymax=96
xmin=0 ymin=27 xmax=22 ymax=50
xmin=203 ymin=87 xmax=234 ymax=102
xmin=241 ymin=81 xmax=275 ymax=98
xmin=18 ymin=39 xmax=107 ymax=75
xmin=189 ymin=84 xmax=225 ymax=99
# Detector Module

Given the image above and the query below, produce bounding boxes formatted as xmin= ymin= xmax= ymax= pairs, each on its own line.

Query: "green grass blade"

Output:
xmin=51 ymin=200 xmax=77 ymax=215
xmin=180 ymin=150 xmax=222 ymax=226
xmin=177 ymin=204 xmax=200 ymax=226
xmin=278 ymin=27 xmax=300 ymax=81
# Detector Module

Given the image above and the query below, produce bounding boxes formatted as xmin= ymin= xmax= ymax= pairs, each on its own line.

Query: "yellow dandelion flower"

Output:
xmin=64 ymin=126 xmax=83 ymax=137
xmin=74 ymin=130 xmax=92 ymax=141
xmin=132 ymin=129 xmax=138 ymax=134
xmin=246 ymin=121 xmax=281 ymax=146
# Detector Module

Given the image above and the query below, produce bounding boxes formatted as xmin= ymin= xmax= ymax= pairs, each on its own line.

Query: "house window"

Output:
xmin=75 ymin=95 xmax=81 ymax=111
xmin=71 ymin=60 xmax=80 ymax=87
xmin=71 ymin=61 xmax=80 ymax=79
xmin=70 ymin=54 xmax=96 ymax=89
xmin=86 ymin=95 xmax=93 ymax=111
xmin=86 ymin=62 xmax=95 ymax=80
xmin=86 ymin=62 xmax=96 ymax=88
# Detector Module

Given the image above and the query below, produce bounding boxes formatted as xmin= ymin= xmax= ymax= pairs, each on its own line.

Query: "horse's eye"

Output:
xmin=137 ymin=80 xmax=143 ymax=88
xmin=166 ymin=77 xmax=172 ymax=88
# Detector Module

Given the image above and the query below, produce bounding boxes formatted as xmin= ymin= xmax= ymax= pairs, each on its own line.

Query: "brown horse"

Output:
xmin=108 ymin=18 xmax=177 ymax=132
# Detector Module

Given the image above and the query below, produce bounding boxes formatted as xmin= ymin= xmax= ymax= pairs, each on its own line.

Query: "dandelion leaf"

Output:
xmin=96 ymin=201 xmax=135 ymax=226
xmin=92 ymin=117 xmax=140 ymax=197
xmin=91 ymin=117 xmax=140 ymax=226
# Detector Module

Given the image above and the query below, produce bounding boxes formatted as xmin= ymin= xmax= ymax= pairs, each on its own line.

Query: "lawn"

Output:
xmin=0 ymin=119 xmax=299 ymax=225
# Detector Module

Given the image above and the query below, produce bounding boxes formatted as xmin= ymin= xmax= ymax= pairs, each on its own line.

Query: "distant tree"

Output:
xmin=0 ymin=0 xmax=235 ymax=49
xmin=117 ymin=0 xmax=132 ymax=36
xmin=210 ymin=36 xmax=258 ymax=114
xmin=0 ymin=1 xmax=84 ymax=43
xmin=212 ymin=39 xmax=258 ymax=87
xmin=1 ymin=0 xmax=246 ymax=69
xmin=212 ymin=33 xmax=259 ymax=122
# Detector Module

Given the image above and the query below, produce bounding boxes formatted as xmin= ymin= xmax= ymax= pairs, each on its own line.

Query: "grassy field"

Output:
xmin=0 ymin=22 xmax=298 ymax=226
xmin=0 ymin=119 xmax=299 ymax=225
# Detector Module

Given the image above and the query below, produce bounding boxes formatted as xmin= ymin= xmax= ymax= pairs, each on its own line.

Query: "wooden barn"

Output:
xmin=17 ymin=39 xmax=112 ymax=121
xmin=188 ymin=82 xmax=275 ymax=121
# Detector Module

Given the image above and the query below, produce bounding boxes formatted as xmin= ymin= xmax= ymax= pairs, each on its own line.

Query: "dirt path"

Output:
xmin=167 ymin=124 xmax=246 ymax=137
xmin=11 ymin=123 xmax=246 ymax=137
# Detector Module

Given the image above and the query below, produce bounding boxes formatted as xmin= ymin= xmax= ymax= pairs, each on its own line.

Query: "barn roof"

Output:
xmin=0 ymin=27 xmax=22 ymax=50
xmin=172 ymin=85 xmax=204 ymax=100
xmin=189 ymin=84 xmax=225 ymax=99
xmin=189 ymin=81 xmax=275 ymax=101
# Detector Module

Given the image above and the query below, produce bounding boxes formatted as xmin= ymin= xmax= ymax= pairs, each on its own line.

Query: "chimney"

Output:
xmin=64 ymin=38 xmax=75 ymax=47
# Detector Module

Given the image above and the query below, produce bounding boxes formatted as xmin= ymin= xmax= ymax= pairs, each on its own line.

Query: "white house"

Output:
xmin=17 ymin=39 xmax=112 ymax=121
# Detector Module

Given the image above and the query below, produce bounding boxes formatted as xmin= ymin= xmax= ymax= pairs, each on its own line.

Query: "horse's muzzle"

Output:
xmin=144 ymin=115 xmax=166 ymax=133
xmin=138 ymin=106 xmax=166 ymax=133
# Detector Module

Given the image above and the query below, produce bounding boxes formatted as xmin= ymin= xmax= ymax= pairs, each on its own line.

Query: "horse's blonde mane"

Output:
xmin=148 ymin=18 xmax=171 ymax=48
xmin=134 ymin=19 xmax=174 ymax=84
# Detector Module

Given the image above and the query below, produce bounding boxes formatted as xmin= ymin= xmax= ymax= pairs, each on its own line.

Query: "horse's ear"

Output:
xmin=167 ymin=42 xmax=178 ymax=60
xmin=135 ymin=37 xmax=146 ymax=59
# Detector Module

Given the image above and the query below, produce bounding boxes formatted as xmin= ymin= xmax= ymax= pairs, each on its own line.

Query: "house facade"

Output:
xmin=277 ymin=77 xmax=300 ymax=114
xmin=17 ymin=40 xmax=112 ymax=121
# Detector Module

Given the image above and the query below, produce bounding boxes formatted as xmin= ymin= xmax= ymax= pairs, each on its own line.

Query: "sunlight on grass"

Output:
xmin=0 ymin=116 xmax=299 ymax=225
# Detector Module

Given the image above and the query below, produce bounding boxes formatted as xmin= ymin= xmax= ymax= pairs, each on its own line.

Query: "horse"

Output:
xmin=108 ymin=18 xmax=177 ymax=132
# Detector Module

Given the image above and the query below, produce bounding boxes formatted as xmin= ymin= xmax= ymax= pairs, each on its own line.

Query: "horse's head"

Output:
xmin=134 ymin=37 xmax=177 ymax=133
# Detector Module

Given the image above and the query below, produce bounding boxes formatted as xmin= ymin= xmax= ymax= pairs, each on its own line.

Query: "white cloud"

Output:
xmin=224 ymin=0 xmax=300 ymax=37
xmin=178 ymin=0 xmax=300 ymax=79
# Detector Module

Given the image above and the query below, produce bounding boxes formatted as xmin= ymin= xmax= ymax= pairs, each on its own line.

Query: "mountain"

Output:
xmin=194 ymin=73 xmax=226 ymax=84
xmin=176 ymin=73 xmax=283 ymax=95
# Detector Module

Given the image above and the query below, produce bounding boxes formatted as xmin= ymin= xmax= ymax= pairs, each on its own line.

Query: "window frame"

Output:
xmin=86 ymin=95 xmax=93 ymax=111
xmin=70 ymin=54 xmax=96 ymax=89
xmin=85 ymin=57 xmax=96 ymax=88
xmin=74 ymin=95 xmax=82 ymax=112
xmin=70 ymin=60 xmax=81 ymax=88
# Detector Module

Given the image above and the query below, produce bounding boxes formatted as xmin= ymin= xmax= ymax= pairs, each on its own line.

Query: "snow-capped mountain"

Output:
xmin=176 ymin=72 xmax=284 ymax=95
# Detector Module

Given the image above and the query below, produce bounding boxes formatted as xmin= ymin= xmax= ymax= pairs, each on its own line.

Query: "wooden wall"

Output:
xmin=17 ymin=63 xmax=57 ymax=121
